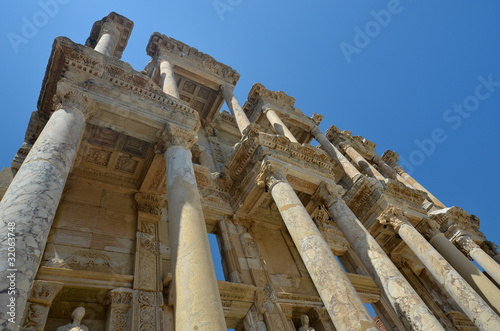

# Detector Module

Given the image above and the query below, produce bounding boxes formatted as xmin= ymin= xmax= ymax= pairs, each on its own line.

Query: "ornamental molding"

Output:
xmin=146 ymin=32 xmax=239 ymax=85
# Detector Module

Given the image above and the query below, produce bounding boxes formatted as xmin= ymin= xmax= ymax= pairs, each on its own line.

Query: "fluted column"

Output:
xmin=313 ymin=182 xmax=444 ymax=331
xmin=0 ymin=90 xmax=89 ymax=330
xmin=19 ymin=281 xmax=63 ymax=331
xmin=310 ymin=126 xmax=362 ymax=182
xmin=159 ymin=56 xmax=180 ymax=98
xmin=220 ymin=84 xmax=251 ymax=135
xmin=94 ymin=22 xmax=120 ymax=56
xmin=382 ymin=150 xmax=446 ymax=208
xmin=260 ymin=163 xmax=377 ymax=331
xmin=262 ymin=105 xmax=298 ymax=143
xmin=158 ymin=123 xmax=226 ymax=330
xmin=339 ymin=142 xmax=385 ymax=180
xmin=450 ymin=230 xmax=500 ymax=288
xmin=378 ymin=208 xmax=500 ymax=330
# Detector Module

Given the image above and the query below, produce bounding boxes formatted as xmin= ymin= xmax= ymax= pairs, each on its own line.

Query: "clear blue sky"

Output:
xmin=1 ymin=0 xmax=499 ymax=316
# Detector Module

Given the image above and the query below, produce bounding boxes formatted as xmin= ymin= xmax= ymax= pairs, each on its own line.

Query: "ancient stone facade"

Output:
xmin=0 ymin=12 xmax=499 ymax=331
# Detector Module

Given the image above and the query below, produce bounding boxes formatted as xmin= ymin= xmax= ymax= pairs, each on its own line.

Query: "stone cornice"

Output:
xmin=225 ymin=132 xmax=334 ymax=181
xmin=146 ymin=32 xmax=239 ymax=85
xmin=429 ymin=206 xmax=485 ymax=239
xmin=245 ymin=83 xmax=296 ymax=113
xmin=35 ymin=37 xmax=200 ymax=144
xmin=85 ymin=12 xmax=134 ymax=59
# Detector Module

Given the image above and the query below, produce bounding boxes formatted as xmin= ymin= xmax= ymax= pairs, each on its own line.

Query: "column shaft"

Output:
xmin=396 ymin=223 xmax=500 ymax=330
xmin=340 ymin=143 xmax=385 ymax=180
xmin=267 ymin=171 xmax=377 ymax=331
xmin=456 ymin=235 xmax=500 ymax=287
xmin=221 ymin=85 xmax=251 ymax=135
xmin=94 ymin=24 xmax=119 ymax=56
xmin=430 ymin=234 xmax=500 ymax=313
xmin=316 ymin=188 xmax=444 ymax=331
xmin=165 ymin=146 xmax=227 ymax=330
xmin=263 ymin=107 xmax=298 ymax=143
xmin=0 ymin=106 xmax=85 ymax=330
xmin=159 ymin=58 xmax=180 ymax=98
xmin=311 ymin=126 xmax=361 ymax=182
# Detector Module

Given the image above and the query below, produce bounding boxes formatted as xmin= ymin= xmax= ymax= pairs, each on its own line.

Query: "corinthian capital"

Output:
xmin=311 ymin=181 xmax=346 ymax=208
xmin=53 ymin=88 xmax=96 ymax=120
xmin=256 ymin=161 xmax=287 ymax=191
xmin=377 ymin=206 xmax=407 ymax=230
xmin=155 ymin=122 xmax=198 ymax=153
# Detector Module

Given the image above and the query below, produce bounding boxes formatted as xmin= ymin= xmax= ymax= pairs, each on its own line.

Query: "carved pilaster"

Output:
xmin=134 ymin=193 xmax=167 ymax=216
xmin=131 ymin=291 xmax=164 ymax=331
xmin=106 ymin=288 xmax=133 ymax=331
xmin=217 ymin=218 xmax=243 ymax=283
xmin=20 ymin=281 xmax=63 ymax=331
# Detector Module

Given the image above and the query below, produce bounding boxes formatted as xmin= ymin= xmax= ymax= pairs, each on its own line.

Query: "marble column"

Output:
xmin=382 ymin=150 xmax=446 ymax=208
xmin=260 ymin=163 xmax=378 ymax=331
xmin=159 ymin=123 xmax=227 ymax=330
xmin=310 ymin=126 xmax=362 ymax=182
xmin=94 ymin=22 xmax=120 ymax=56
xmin=19 ymin=280 xmax=63 ymax=331
xmin=454 ymin=234 xmax=500 ymax=287
xmin=262 ymin=105 xmax=298 ymax=143
xmin=0 ymin=91 xmax=89 ymax=330
xmin=313 ymin=182 xmax=444 ymax=331
xmin=159 ymin=56 xmax=180 ymax=99
xmin=220 ymin=84 xmax=251 ymax=135
xmin=339 ymin=142 xmax=385 ymax=180
xmin=378 ymin=208 xmax=500 ymax=330
xmin=481 ymin=240 xmax=500 ymax=264
xmin=424 ymin=223 xmax=500 ymax=313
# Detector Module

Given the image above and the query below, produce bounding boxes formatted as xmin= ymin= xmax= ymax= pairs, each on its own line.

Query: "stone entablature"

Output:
xmin=146 ymin=32 xmax=240 ymax=86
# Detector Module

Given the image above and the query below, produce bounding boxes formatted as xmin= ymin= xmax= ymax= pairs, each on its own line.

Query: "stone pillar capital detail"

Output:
xmin=53 ymin=88 xmax=96 ymax=120
xmin=311 ymin=181 xmax=345 ymax=208
xmin=219 ymin=83 xmax=235 ymax=96
xmin=377 ymin=206 xmax=407 ymax=231
xmin=419 ymin=218 xmax=441 ymax=240
xmin=455 ymin=234 xmax=478 ymax=257
xmin=256 ymin=161 xmax=287 ymax=191
xmin=310 ymin=125 xmax=323 ymax=137
xmin=107 ymin=288 xmax=134 ymax=306
xmin=28 ymin=280 xmax=64 ymax=306
xmin=134 ymin=193 xmax=167 ymax=216
xmin=155 ymin=123 xmax=198 ymax=153
xmin=325 ymin=125 xmax=341 ymax=142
